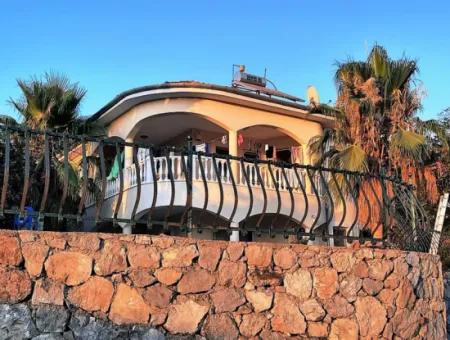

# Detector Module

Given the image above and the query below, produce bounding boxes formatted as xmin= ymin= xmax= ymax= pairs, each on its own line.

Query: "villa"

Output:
xmin=82 ymin=75 xmax=346 ymax=243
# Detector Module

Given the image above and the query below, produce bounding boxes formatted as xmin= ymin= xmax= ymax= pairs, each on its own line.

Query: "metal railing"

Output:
xmin=0 ymin=124 xmax=438 ymax=252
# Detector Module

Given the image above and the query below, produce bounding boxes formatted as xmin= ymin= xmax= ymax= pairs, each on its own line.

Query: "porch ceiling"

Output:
xmin=131 ymin=112 xmax=226 ymax=145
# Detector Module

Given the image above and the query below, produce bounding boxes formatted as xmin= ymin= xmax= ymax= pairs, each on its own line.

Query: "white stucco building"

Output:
xmin=84 ymin=81 xmax=347 ymax=242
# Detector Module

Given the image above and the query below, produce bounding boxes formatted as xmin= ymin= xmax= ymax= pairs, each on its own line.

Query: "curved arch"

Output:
xmin=238 ymin=123 xmax=305 ymax=146
xmin=126 ymin=111 xmax=232 ymax=142
xmin=238 ymin=211 xmax=303 ymax=228
xmin=133 ymin=205 xmax=232 ymax=231
xmin=105 ymin=97 xmax=324 ymax=148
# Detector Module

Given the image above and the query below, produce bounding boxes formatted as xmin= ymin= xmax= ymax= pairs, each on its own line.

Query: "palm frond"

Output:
xmin=308 ymin=129 xmax=335 ymax=166
xmin=386 ymin=59 xmax=418 ymax=93
xmin=52 ymin=158 xmax=80 ymax=200
xmin=368 ymin=44 xmax=389 ymax=79
xmin=9 ymin=72 xmax=87 ymax=130
xmin=390 ymin=128 xmax=427 ymax=161
xmin=329 ymin=144 xmax=368 ymax=172
xmin=0 ymin=114 xmax=19 ymax=126
xmin=415 ymin=118 xmax=449 ymax=152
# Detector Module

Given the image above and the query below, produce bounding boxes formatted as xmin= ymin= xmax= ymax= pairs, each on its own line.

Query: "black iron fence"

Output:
xmin=0 ymin=124 xmax=438 ymax=252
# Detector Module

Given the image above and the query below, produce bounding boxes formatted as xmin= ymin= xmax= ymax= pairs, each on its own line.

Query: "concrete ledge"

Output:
xmin=0 ymin=230 xmax=446 ymax=339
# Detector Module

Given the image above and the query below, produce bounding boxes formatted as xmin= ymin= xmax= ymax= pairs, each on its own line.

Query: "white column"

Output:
xmin=228 ymin=130 xmax=239 ymax=241
xmin=124 ymin=139 xmax=134 ymax=167
xmin=230 ymin=222 xmax=240 ymax=241
xmin=228 ymin=130 xmax=238 ymax=159
xmin=120 ymin=223 xmax=132 ymax=234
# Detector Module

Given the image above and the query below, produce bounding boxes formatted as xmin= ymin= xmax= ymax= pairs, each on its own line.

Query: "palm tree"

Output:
xmin=10 ymin=72 xmax=86 ymax=131
xmin=6 ymin=73 xmax=101 ymax=229
xmin=309 ymin=45 xmax=446 ymax=203
xmin=307 ymin=45 xmax=449 ymax=246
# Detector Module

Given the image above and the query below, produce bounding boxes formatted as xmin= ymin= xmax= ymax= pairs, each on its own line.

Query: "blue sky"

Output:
xmin=1 ymin=1 xmax=449 ymax=120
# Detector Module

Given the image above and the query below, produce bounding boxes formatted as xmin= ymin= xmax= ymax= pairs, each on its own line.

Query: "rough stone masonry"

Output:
xmin=0 ymin=230 xmax=446 ymax=339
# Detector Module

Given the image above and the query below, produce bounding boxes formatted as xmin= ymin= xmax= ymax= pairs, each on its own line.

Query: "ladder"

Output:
xmin=430 ymin=193 xmax=449 ymax=255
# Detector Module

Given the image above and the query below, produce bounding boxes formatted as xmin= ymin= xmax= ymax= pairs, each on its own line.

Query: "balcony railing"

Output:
xmin=0 ymin=124 xmax=438 ymax=252
xmin=86 ymin=155 xmax=312 ymax=206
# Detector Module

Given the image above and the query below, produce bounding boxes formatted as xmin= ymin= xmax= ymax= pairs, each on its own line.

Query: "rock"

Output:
xmin=362 ymin=278 xmax=383 ymax=295
xmin=313 ymin=268 xmax=338 ymax=299
xmin=147 ymin=305 xmax=167 ymax=327
xmin=330 ymin=251 xmax=354 ymax=272
xmin=32 ymin=278 xmax=64 ymax=305
xmin=248 ymin=270 xmax=282 ymax=287
xmin=226 ymin=243 xmax=244 ymax=261
xmin=352 ymin=261 xmax=369 ymax=278
xmin=246 ymin=244 xmax=273 ymax=268
xmin=154 ymin=268 xmax=182 ymax=286
xmin=405 ymin=252 xmax=419 ymax=267
xmin=417 ymin=277 xmax=442 ymax=300
xmin=329 ymin=318 xmax=358 ymax=340
xmin=151 ymin=236 xmax=174 ymax=249
xmin=68 ymin=276 xmax=114 ymax=313
xmin=384 ymin=273 xmax=400 ymax=289
xmin=69 ymin=310 xmax=128 ymax=339
xmin=128 ymin=268 xmax=156 ymax=287
xmin=142 ymin=284 xmax=173 ymax=308
xmin=41 ymin=233 xmax=66 ymax=249
xmin=235 ymin=304 xmax=252 ymax=315
xmin=377 ymin=289 xmax=397 ymax=318
xmin=177 ymin=269 xmax=215 ymax=294
xmin=299 ymin=250 xmax=320 ymax=268
xmin=239 ymin=314 xmax=266 ymax=337
xmin=217 ymin=260 xmax=247 ymax=288
xmin=203 ymin=314 xmax=239 ymax=340
xmin=0 ymin=267 xmax=31 ymax=304
xmin=22 ymin=243 xmax=49 ymax=277
xmin=284 ymin=269 xmax=312 ymax=300
xmin=355 ymin=296 xmax=386 ymax=337
xmin=0 ymin=235 xmax=22 ymax=266
xmin=339 ymin=274 xmax=362 ymax=302
xmin=273 ymin=248 xmax=297 ymax=269
xmin=299 ymin=299 xmax=325 ymax=321
xmin=356 ymin=248 xmax=373 ymax=260
xmin=164 ymin=299 xmax=209 ymax=334
xmin=68 ymin=233 xmax=100 ymax=252
xmin=211 ymin=287 xmax=245 ymax=313
xmin=245 ymin=289 xmax=273 ymax=312
xmin=307 ymin=322 xmax=328 ymax=338
xmin=425 ymin=312 xmax=446 ymax=340
xmin=324 ymin=295 xmax=354 ymax=318
xmin=45 ymin=251 xmax=92 ymax=286
xmin=18 ymin=230 xmax=37 ymax=242
xmin=109 ymin=283 xmax=150 ymax=325
xmin=94 ymin=240 xmax=128 ymax=276
xmin=393 ymin=258 xmax=409 ymax=278
xmin=162 ymin=245 xmax=198 ymax=268
xmin=35 ymin=305 xmax=69 ymax=333
xmin=407 ymin=267 xmax=421 ymax=288
xmin=0 ymin=303 xmax=38 ymax=339
xmin=395 ymin=278 xmax=416 ymax=309
xmin=128 ymin=245 xmax=160 ymax=269
xmin=259 ymin=329 xmax=289 ymax=340
xmin=129 ymin=326 xmax=166 ymax=340
xmin=198 ymin=243 xmax=222 ymax=271
xmin=271 ymin=293 xmax=306 ymax=335
xmin=383 ymin=321 xmax=394 ymax=339
xmin=367 ymin=259 xmax=392 ymax=281
xmin=420 ymin=257 xmax=433 ymax=278
xmin=32 ymin=334 xmax=65 ymax=340
xmin=391 ymin=308 xmax=420 ymax=338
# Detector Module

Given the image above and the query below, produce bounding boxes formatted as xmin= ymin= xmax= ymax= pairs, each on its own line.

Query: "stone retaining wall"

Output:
xmin=0 ymin=230 xmax=446 ymax=339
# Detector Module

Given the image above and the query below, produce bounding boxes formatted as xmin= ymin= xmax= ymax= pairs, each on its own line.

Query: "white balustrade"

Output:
xmin=85 ymin=155 xmax=315 ymax=207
